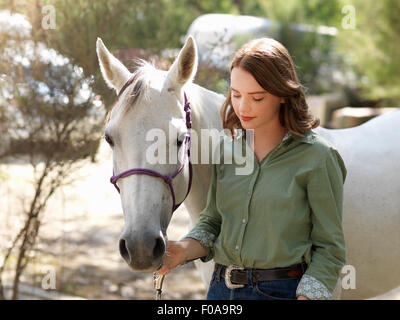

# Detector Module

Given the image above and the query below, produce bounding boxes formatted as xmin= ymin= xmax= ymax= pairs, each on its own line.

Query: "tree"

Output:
xmin=0 ymin=10 xmax=104 ymax=299
xmin=19 ymin=0 xmax=240 ymax=108
xmin=336 ymin=0 xmax=400 ymax=104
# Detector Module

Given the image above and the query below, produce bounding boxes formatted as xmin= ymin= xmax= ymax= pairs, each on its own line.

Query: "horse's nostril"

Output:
xmin=153 ymin=237 xmax=165 ymax=260
xmin=119 ymin=238 xmax=131 ymax=264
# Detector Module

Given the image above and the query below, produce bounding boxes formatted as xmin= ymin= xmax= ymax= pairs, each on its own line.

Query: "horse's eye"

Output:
xmin=177 ymin=139 xmax=183 ymax=148
xmin=104 ymin=134 xmax=114 ymax=147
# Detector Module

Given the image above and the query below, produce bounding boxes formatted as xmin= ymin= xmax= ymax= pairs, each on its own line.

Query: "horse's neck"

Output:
xmin=184 ymin=85 xmax=225 ymax=225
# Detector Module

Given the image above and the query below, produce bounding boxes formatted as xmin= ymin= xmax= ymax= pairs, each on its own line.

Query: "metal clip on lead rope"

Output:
xmin=153 ymin=272 xmax=166 ymax=300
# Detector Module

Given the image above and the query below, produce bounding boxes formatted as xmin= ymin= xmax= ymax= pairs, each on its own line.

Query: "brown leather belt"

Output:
xmin=215 ymin=263 xmax=307 ymax=289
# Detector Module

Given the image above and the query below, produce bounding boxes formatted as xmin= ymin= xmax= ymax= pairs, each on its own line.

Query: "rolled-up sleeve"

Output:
xmin=299 ymin=147 xmax=347 ymax=297
xmin=182 ymin=161 xmax=222 ymax=262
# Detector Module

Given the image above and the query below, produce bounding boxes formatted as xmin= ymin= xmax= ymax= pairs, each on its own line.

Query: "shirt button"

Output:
xmin=247 ymin=191 xmax=251 ymax=196
xmin=242 ymin=219 xmax=246 ymax=224
xmin=235 ymin=245 xmax=239 ymax=250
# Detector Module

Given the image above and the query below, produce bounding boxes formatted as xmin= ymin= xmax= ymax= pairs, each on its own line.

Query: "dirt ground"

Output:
xmin=1 ymin=141 xmax=399 ymax=300
xmin=0 ymin=141 xmax=205 ymax=300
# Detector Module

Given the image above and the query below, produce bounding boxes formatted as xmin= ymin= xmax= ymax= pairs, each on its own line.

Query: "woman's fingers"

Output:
xmin=156 ymin=265 xmax=170 ymax=275
xmin=156 ymin=241 xmax=183 ymax=275
xmin=154 ymin=243 xmax=186 ymax=293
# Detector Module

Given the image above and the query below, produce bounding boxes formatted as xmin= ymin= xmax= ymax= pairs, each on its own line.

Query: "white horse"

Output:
xmin=96 ymin=36 xmax=400 ymax=299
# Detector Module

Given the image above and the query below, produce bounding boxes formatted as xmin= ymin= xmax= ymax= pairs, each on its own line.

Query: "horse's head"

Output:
xmin=96 ymin=36 xmax=198 ymax=271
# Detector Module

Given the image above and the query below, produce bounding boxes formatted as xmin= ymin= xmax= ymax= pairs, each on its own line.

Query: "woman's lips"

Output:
xmin=241 ymin=116 xmax=255 ymax=122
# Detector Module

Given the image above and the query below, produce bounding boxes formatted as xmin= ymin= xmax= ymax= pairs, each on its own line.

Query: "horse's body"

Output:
xmin=97 ymin=36 xmax=400 ymax=299
xmin=316 ymin=113 xmax=400 ymax=299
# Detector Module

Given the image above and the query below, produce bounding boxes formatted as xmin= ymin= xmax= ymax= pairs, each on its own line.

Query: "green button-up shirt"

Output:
xmin=185 ymin=129 xmax=346 ymax=294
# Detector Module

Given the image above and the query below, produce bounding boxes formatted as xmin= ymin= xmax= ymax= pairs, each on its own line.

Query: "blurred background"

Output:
xmin=0 ymin=0 xmax=399 ymax=299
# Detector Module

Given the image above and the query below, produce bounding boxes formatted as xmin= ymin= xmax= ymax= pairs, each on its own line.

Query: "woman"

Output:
xmin=157 ymin=38 xmax=346 ymax=300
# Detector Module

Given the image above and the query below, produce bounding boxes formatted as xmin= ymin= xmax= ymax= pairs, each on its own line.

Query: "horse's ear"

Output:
xmin=166 ymin=35 xmax=198 ymax=92
xmin=96 ymin=37 xmax=131 ymax=94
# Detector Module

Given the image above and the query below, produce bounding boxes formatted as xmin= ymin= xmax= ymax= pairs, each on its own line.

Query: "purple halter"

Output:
xmin=110 ymin=87 xmax=193 ymax=215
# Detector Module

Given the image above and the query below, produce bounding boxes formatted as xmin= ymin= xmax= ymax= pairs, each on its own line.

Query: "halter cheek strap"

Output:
xmin=110 ymin=92 xmax=193 ymax=214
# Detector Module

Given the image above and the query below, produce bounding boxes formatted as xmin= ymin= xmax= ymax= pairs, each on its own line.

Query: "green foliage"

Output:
xmin=6 ymin=0 xmax=240 ymax=107
xmin=248 ymin=0 xmax=343 ymax=94
xmin=3 ymin=0 xmax=399 ymax=106
xmin=336 ymin=0 xmax=400 ymax=104
xmin=0 ymin=11 xmax=104 ymax=162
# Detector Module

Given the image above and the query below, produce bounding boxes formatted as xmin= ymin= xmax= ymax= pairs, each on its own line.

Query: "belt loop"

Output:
xmin=301 ymin=262 xmax=307 ymax=273
xmin=215 ymin=264 xmax=222 ymax=281
xmin=246 ymin=268 xmax=254 ymax=288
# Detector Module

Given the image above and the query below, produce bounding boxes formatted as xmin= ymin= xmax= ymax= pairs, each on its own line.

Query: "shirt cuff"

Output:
xmin=181 ymin=229 xmax=216 ymax=263
xmin=296 ymin=274 xmax=334 ymax=300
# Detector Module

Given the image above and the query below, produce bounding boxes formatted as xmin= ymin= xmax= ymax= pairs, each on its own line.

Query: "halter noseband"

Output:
xmin=109 ymin=80 xmax=193 ymax=215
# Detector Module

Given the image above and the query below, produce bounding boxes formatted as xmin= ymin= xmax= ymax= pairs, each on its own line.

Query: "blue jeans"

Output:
xmin=207 ymin=265 xmax=300 ymax=300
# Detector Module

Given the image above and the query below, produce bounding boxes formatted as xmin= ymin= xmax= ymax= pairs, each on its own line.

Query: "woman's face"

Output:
xmin=230 ymin=67 xmax=284 ymax=133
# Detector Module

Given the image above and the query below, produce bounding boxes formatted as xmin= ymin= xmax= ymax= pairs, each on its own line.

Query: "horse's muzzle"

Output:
xmin=119 ymin=232 xmax=166 ymax=271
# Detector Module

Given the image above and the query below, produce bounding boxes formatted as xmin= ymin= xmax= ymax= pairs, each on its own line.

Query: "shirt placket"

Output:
xmin=235 ymin=136 xmax=292 ymax=266
xmin=234 ymin=160 xmax=260 ymax=265
xmin=260 ymin=136 xmax=292 ymax=166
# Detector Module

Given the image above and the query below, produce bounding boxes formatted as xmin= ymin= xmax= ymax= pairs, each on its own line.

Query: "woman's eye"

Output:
xmin=253 ymin=97 xmax=264 ymax=102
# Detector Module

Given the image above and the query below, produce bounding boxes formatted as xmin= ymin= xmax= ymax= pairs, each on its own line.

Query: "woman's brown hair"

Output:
xmin=220 ymin=38 xmax=319 ymax=138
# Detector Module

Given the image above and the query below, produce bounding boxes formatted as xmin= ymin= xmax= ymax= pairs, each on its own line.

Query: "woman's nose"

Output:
xmin=239 ymin=97 xmax=251 ymax=113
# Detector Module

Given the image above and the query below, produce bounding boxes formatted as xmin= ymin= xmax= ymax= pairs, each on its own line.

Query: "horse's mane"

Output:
xmin=105 ymin=59 xmax=154 ymax=124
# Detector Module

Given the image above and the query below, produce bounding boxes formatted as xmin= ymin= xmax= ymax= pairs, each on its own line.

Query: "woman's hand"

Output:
xmin=156 ymin=241 xmax=186 ymax=275
xmin=156 ymin=238 xmax=207 ymax=275
xmin=297 ymin=295 xmax=309 ymax=300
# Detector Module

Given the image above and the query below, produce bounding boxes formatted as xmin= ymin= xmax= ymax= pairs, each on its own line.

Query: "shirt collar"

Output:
xmin=291 ymin=129 xmax=316 ymax=144
xmin=235 ymin=128 xmax=316 ymax=144
xmin=282 ymin=131 xmax=291 ymax=142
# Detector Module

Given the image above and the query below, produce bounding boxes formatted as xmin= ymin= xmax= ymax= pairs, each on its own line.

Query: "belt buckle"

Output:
xmin=224 ymin=265 xmax=245 ymax=289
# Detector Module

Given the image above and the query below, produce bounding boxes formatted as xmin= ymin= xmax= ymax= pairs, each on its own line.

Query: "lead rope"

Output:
xmin=153 ymin=272 xmax=165 ymax=300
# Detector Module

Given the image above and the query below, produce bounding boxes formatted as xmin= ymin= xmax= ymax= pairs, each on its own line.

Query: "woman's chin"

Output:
xmin=240 ymin=122 xmax=255 ymax=130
